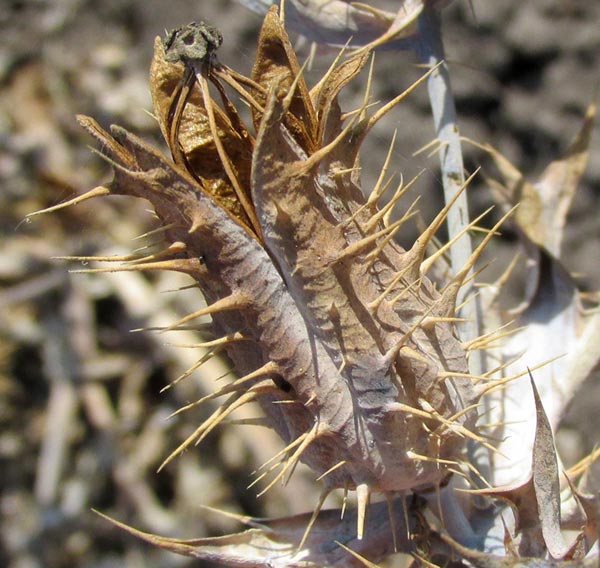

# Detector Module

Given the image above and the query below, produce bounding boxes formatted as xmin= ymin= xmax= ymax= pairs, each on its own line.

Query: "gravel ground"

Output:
xmin=1 ymin=1 xmax=599 ymax=567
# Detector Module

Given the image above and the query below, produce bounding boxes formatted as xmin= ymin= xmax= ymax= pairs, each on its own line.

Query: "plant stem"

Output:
xmin=415 ymin=8 xmax=490 ymax=487
xmin=414 ymin=8 xmax=483 ymax=374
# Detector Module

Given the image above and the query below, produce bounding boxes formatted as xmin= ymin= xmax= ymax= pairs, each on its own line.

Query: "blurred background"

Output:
xmin=1 ymin=1 xmax=599 ymax=566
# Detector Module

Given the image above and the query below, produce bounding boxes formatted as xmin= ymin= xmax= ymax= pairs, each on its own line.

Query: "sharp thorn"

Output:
xmin=440 ymin=205 xmax=518 ymax=311
xmin=341 ymin=484 xmax=349 ymax=520
xmin=356 ymin=483 xmax=371 ymax=540
xmin=316 ymin=460 xmax=347 ymax=482
xmin=161 ymin=350 xmax=224 ymax=392
xmin=69 ymin=258 xmax=198 ymax=275
xmin=310 ymin=38 xmax=352 ymax=103
xmin=368 ymin=264 xmax=413 ymax=312
xmin=161 ymin=293 xmax=249 ymax=333
xmin=133 ymin=223 xmax=176 ymax=240
xmin=158 ymin=390 xmax=258 ymax=473
xmin=334 ymin=541 xmax=380 ymax=568
xmin=420 ymin=206 xmax=494 ymax=276
xmin=403 ymin=169 xmax=479 ymax=281
xmin=256 ymin=424 xmax=320 ymax=497
xmin=412 ymin=137 xmax=442 ymax=157
xmin=170 ymin=364 xmax=276 ymax=416
xmin=366 ymin=61 xmax=443 ymax=132
xmin=368 ymin=129 xmax=398 ymax=204
xmin=296 ymin=488 xmax=332 ymax=552
xmin=333 ymin=215 xmax=407 ymax=265
xmin=27 ymin=186 xmax=111 ymax=218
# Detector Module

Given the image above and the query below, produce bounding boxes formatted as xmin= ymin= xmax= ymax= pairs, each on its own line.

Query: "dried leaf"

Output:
xmin=530 ymin=376 xmax=569 ymax=559
xmin=563 ymin=470 xmax=600 ymax=554
xmin=531 ymin=104 xmax=596 ymax=255
xmin=96 ymin=498 xmax=415 ymax=568
xmin=440 ymin=532 xmax=598 ymax=568
xmin=236 ymin=0 xmax=454 ymax=48
xmin=242 ymin=0 xmax=398 ymax=47
xmin=482 ymin=104 xmax=595 ymax=256
xmin=473 ymin=377 xmax=573 ymax=558
xmin=251 ymin=65 xmax=478 ymax=494
xmin=310 ymin=49 xmax=371 ymax=149
xmin=484 ymin=244 xmax=600 ymax=500
xmin=479 ymin=105 xmax=600 ymax=490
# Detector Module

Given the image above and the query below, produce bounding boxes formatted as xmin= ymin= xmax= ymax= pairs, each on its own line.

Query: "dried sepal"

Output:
xmin=150 ymin=34 xmax=257 ymax=234
xmin=251 ymin=6 xmax=318 ymax=150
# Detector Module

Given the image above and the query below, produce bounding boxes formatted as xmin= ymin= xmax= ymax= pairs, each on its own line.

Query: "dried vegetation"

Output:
xmin=1 ymin=1 xmax=600 ymax=567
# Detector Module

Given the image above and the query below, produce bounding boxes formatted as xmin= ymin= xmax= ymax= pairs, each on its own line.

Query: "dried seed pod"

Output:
xmin=59 ymin=4 xmax=481 ymax=547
